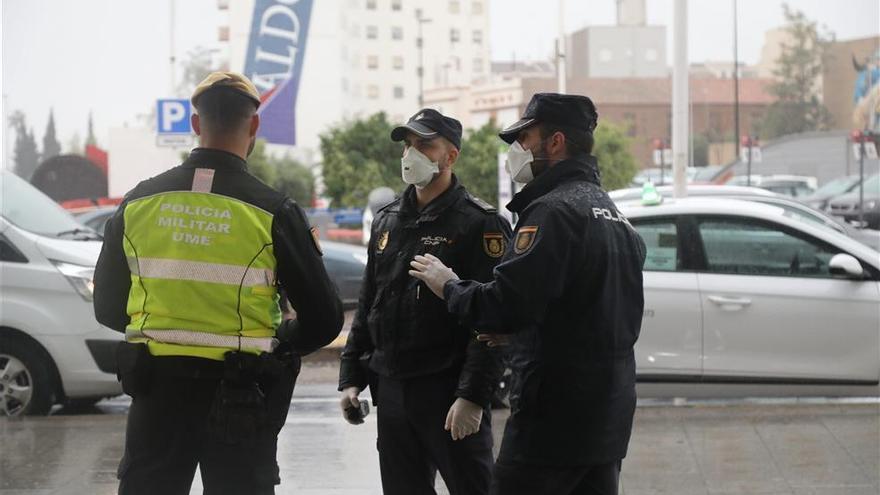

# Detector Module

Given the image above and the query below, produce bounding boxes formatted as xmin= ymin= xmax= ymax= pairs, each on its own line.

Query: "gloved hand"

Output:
xmin=409 ymin=254 xmax=460 ymax=299
xmin=445 ymin=397 xmax=483 ymax=441
xmin=340 ymin=386 xmax=363 ymax=425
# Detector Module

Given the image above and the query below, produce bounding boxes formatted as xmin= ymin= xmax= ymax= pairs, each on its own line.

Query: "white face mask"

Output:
xmin=401 ymin=146 xmax=440 ymax=189
xmin=505 ymin=141 xmax=537 ymax=184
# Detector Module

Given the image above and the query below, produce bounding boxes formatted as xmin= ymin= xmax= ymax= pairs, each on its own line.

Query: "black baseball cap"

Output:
xmin=391 ymin=108 xmax=463 ymax=150
xmin=499 ymin=93 xmax=599 ymax=144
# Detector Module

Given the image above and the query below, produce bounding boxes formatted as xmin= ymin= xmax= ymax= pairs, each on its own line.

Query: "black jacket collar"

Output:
xmin=507 ymin=154 xmax=601 ymax=214
xmin=399 ymin=175 xmax=466 ymax=224
xmin=182 ymin=148 xmax=248 ymax=172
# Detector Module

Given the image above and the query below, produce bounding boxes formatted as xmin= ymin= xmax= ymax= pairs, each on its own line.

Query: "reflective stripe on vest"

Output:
xmin=127 ymin=257 xmax=275 ymax=287
xmin=126 ymin=329 xmax=277 ymax=353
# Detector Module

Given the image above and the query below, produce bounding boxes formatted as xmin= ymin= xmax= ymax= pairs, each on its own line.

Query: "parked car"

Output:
xmin=75 ymin=206 xmax=367 ymax=310
xmin=827 ymin=174 xmax=880 ymax=230
xmin=74 ymin=205 xmax=116 ymax=235
xmin=1 ymin=171 xmax=122 ymax=416
xmin=691 ymin=165 xmax=725 ymax=184
xmin=630 ymin=167 xmax=698 ymax=187
xmin=321 ymin=240 xmax=367 ymax=309
xmin=622 ymin=196 xmax=880 ymax=397
xmin=610 ymin=185 xmax=880 ymax=250
xmin=727 ymin=175 xmax=817 ymax=197
xmin=802 ymin=175 xmax=863 ymax=211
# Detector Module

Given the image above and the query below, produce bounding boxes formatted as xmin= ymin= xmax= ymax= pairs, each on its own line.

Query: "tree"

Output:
xmin=320 ymin=113 xmax=402 ymax=207
xmin=760 ymin=4 xmax=834 ymax=139
xmin=592 ymin=122 xmax=638 ymax=191
xmin=8 ymin=111 xmax=40 ymax=180
xmin=456 ymin=121 xmax=503 ymax=205
xmin=86 ymin=112 xmax=97 ymax=146
xmin=274 ymin=158 xmax=315 ymax=206
xmin=247 ymin=140 xmax=278 ymax=186
xmin=42 ymin=109 xmax=61 ymax=160
xmin=248 ymin=139 xmax=315 ymax=206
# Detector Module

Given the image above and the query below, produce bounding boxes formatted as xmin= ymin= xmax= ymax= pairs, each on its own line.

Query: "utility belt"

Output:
xmin=116 ymin=340 xmax=301 ymax=446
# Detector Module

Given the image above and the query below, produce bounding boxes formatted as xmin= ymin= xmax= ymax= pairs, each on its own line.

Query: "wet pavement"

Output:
xmin=1 ymin=362 xmax=878 ymax=495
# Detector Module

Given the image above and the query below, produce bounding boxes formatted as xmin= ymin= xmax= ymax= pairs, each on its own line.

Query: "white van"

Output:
xmin=0 ymin=170 xmax=122 ymax=416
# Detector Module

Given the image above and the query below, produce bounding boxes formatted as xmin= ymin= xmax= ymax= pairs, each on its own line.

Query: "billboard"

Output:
xmin=243 ymin=0 xmax=314 ymax=145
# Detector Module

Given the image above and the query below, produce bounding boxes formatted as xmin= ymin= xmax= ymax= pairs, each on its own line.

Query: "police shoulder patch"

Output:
xmin=482 ymin=233 xmax=506 ymax=258
xmin=376 ymin=231 xmax=390 ymax=253
xmin=513 ymin=226 xmax=538 ymax=254
xmin=466 ymin=194 xmax=497 ymax=213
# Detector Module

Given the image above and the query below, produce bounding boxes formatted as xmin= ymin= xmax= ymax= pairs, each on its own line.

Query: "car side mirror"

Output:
xmin=828 ymin=253 xmax=864 ymax=279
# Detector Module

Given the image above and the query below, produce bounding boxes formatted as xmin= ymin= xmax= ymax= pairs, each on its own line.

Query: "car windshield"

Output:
xmin=0 ymin=170 xmax=89 ymax=237
xmin=860 ymin=174 xmax=880 ymax=194
xmin=812 ymin=176 xmax=859 ymax=196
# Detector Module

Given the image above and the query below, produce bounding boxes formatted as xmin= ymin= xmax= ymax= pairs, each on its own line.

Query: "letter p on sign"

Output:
xmin=157 ymin=99 xmax=192 ymax=134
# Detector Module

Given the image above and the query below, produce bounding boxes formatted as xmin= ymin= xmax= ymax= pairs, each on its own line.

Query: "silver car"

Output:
xmin=622 ymin=197 xmax=880 ymax=398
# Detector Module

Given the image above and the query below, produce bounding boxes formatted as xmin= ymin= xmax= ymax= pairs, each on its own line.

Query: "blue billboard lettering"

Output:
xmin=243 ymin=0 xmax=313 ymax=146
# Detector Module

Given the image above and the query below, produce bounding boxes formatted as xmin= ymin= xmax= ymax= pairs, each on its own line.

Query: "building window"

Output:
xmin=367 ymin=85 xmax=379 ymax=99
xmin=472 ymin=1 xmax=483 ymax=14
xmin=392 ymin=26 xmax=403 ymax=40
xmin=473 ymin=58 xmax=483 ymax=72
xmin=449 ymin=1 xmax=460 ymax=14
xmin=450 ymin=29 xmax=460 ymax=43
xmin=367 ymin=55 xmax=379 ymax=69
xmin=391 ymin=0 xmax=402 ymax=10
xmin=366 ymin=25 xmax=378 ymax=39
xmin=393 ymin=56 xmax=404 ymax=70
xmin=366 ymin=0 xmax=377 ymax=10
xmin=393 ymin=86 xmax=405 ymax=99
xmin=472 ymin=30 xmax=482 ymax=44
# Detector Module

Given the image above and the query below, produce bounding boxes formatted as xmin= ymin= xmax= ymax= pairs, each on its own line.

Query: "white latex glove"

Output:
xmin=445 ymin=397 xmax=483 ymax=441
xmin=340 ymin=386 xmax=363 ymax=425
xmin=408 ymin=254 xmax=459 ymax=300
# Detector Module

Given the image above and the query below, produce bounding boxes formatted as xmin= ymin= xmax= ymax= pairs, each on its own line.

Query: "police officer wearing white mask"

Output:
xmin=410 ymin=94 xmax=647 ymax=495
xmin=339 ymin=109 xmax=512 ymax=495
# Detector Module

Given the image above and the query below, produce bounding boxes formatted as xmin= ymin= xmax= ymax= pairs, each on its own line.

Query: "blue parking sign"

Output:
xmin=157 ymin=99 xmax=192 ymax=134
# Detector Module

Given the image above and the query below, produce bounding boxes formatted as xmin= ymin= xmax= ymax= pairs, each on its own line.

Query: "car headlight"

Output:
xmin=51 ymin=260 xmax=95 ymax=301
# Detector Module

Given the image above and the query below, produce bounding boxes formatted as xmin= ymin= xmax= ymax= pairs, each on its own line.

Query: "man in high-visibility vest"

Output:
xmin=94 ymin=72 xmax=343 ymax=495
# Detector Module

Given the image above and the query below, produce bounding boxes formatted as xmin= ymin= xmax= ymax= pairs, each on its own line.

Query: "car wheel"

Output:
xmin=0 ymin=336 xmax=54 ymax=416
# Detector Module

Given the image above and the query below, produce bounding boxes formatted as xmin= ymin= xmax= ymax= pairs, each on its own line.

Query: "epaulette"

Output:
xmin=466 ymin=193 xmax=497 ymax=213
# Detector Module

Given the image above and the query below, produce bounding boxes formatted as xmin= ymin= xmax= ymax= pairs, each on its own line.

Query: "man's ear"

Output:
xmin=191 ymin=114 xmax=201 ymax=136
xmin=446 ymin=146 xmax=460 ymax=168
xmin=549 ymin=131 xmax=566 ymax=156
xmin=250 ymin=114 xmax=260 ymax=137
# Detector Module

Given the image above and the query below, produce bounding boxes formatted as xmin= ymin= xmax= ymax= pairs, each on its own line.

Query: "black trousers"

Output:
xmin=490 ymin=460 xmax=621 ymax=495
xmin=376 ymin=370 xmax=494 ymax=495
xmin=117 ymin=357 xmax=296 ymax=495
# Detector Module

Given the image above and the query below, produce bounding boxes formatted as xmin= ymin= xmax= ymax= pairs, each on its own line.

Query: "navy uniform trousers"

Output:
xmin=376 ymin=369 xmax=493 ymax=495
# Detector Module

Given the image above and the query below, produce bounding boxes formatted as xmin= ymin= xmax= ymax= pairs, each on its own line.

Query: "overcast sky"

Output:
xmin=2 ymin=0 xmax=878 ymax=161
